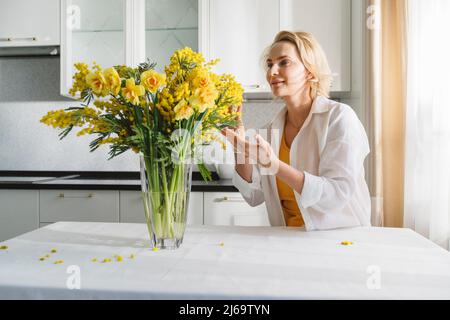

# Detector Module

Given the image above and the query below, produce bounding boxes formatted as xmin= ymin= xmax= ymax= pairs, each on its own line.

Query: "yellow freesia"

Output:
xmin=121 ymin=78 xmax=145 ymax=105
xmin=173 ymin=99 xmax=194 ymax=121
xmin=86 ymin=71 xmax=108 ymax=96
xmin=141 ymin=70 xmax=166 ymax=93
xmin=189 ymin=85 xmax=218 ymax=113
xmin=191 ymin=68 xmax=211 ymax=89
xmin=104 ymin=67 xmax=121 ymax=95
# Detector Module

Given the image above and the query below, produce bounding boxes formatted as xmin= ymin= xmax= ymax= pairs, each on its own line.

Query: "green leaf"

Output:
xmin=197 ymin=162 xmax=212 ymax=182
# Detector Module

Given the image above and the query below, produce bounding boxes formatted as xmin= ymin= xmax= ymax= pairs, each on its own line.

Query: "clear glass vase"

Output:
xmin=140 ymin=154 xmax=193 ymax=249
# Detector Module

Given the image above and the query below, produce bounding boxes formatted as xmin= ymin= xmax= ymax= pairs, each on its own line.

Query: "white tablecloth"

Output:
xmin=0 ymin=222 xmax=449 ymax=299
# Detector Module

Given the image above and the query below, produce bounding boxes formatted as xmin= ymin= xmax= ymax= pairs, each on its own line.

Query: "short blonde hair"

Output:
xmin=266 ymin=31 xmax=333 ymax=99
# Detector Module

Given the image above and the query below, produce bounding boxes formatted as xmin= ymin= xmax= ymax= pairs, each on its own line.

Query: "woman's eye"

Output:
xmin=279 ymin=59 xmax=289 ymax=66
xmin=266 ymin=63 xmax=273 ymax=69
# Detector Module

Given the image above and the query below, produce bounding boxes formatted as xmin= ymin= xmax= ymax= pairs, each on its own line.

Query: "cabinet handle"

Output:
xmin=244 ymin=84 xmax=261 ymax=89
xmin=0 ymin=37 xmax=38 ymax=42
xmin=215 ymin=196 xmax=245 ymax=203
xmin=58 ymin=193 xmax=94 ymax=199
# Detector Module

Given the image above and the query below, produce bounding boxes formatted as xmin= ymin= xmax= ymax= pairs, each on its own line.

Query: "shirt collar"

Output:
xmin=268 ymin=95 xmax=331 ymax=129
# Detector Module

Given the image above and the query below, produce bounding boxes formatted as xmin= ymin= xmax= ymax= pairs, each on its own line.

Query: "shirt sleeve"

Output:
xmin=232 ymin=164 xmax=265 ymax=207
xmin=298 ymin=105 xmax=370 ymax=211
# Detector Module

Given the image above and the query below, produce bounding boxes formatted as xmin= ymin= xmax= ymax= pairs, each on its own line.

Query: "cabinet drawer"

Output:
xmin=119 ymin=191 xmax=203 ymax=226
xmin=204 ymin=192 xmax=270 ymax=226
xmin=0 ymin=190 xmax=39 ymax=241
xmin=39 ymin=190 xmax=119 ymax=223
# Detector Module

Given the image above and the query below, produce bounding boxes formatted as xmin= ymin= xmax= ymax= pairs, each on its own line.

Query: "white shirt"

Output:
xmin=232 ymin=96 xmax=371 ymax=231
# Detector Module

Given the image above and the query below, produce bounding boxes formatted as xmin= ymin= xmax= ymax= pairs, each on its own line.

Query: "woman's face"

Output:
xmin=265 ymin=41 xmax=311 ymax=98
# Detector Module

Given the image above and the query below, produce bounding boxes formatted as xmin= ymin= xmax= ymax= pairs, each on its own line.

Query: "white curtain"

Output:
xmin=404 ymin=0 xmax=450 ymax=250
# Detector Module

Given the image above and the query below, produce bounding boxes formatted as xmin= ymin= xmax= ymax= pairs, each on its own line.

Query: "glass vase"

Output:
xmin=140 ymin=154 xmax=193 ymax=250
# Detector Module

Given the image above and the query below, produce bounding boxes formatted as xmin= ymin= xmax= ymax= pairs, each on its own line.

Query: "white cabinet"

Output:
xmin=39 ymin=190 xmax=119 ymax=223
xmin=206 ymin=0 xmax=351 ymax=94
xmin=207 ymin=0 xmax=279 ymax=93
xmin=144 ymin=0 xmax=200 ymax=73
xmin=0 ymin=190 xmax=39 ymax=241
xmin=280 ymin=0 xmax=351 ymax=92
xmin=119 ymin=191 xmax=203 ymax=226
xmin=60 ymin=0 xmax=126 ymax=96
xmin=59 ymin=0 xmax=350 ymax=96
xmin=204 ymin=192 xmax=270 ymax=226
xmin=60 ymin=0 xmax=206 ymax=96
xmin=0 ymin=0 xmax=60 ymax=47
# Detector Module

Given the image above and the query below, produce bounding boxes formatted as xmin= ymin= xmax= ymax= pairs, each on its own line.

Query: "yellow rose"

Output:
xmin=121 ymin=79 xmax=145 ymax=105
xmin=104 ymin=67 xmax=121 ymax=95
xmin=173 ymin=99 xmax=194 ymax=121
xmin=86 ymin=71 xmax=108 ymax=96
xmin=141 ymin=70 xmax=166 ymax=94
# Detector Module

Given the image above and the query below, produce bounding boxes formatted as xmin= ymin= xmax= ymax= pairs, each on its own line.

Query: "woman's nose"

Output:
xmin=269 ymin=65 xmax=279 ymax=76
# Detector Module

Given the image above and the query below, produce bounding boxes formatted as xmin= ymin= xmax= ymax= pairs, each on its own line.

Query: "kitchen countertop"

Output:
xmin=1 ymin=221 xmax=450 ymax=299
xmin=0 ymin=171 xmax=238 ymax=192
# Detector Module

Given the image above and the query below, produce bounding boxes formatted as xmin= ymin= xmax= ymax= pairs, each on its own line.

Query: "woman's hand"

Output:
xmin=220 ymin=105 xmax=279 ymax=169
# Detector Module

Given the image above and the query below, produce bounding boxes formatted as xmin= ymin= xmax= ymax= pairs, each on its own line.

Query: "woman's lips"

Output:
xmin=271 ymin=81 xmax=285 ymax=87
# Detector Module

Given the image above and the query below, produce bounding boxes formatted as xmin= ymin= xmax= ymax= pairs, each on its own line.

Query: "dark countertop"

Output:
xmin=0 ymin=171 xmax=238 ymax=192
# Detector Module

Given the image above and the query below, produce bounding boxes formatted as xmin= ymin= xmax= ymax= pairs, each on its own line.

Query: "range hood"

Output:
xmin=0 ymin=46 xmax=59 ymax=57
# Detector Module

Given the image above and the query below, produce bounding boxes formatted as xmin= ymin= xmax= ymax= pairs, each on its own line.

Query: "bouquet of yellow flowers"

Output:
xmin=41 ymin=47 xmax=243 ymax=249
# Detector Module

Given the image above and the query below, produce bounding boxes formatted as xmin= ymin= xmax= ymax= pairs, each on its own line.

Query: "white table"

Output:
xmin=0 ymin=222 xmax=449 ymax=299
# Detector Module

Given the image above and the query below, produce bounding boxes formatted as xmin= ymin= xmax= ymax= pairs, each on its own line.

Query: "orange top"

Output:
xmin=276 ymin=127 xmax=305 ymax=227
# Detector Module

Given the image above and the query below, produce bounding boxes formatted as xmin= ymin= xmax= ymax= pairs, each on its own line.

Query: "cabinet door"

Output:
xmin=204 ymin=192 xmax=270 ymax=226
xmin=0 ymin=0 xmax=59 ymax=47
xmin=120 ymin=191 xmax=203 ymax=226
xmin=0 ymin=190 xmax=39 ymax=241
xmin=208 ymin=0 xmax=279 ymax=93
xmin=144 ymin=0 xmax=200 ymax=73
xmin=280 ymin=0 xmax=351 ymax=92
xmin=39 ymin=190 xmax=119 ymax=223
xmin=60 ymin=0 xmax=126 ymax=97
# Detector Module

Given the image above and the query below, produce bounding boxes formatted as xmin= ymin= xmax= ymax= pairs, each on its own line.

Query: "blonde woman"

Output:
xmin=222 ymin=31 xmax=371 ymax=231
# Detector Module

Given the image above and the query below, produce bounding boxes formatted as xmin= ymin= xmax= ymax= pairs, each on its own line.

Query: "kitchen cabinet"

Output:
xmin=144 ymin=0 xmax=200 ymax=73
xmin=0 ymin=190 xmax=39 ymax=241
xmin=0 ymin=186 xmax=266 ymax=241
xmin=60 ymin=0 xmax=350 ymax=96
xmin=119 ymin=191 xmax=203 ymax=226
xmin=60 ymin=0 xmax=126 ymax=96
xmin=0 ymin=0 xmax=60 ymax=47
xmin=203 ymin=192 xmax=270 ymax=226
xmin=280 ymin=0 xmax=351 ymax=92
xmin=206 ymin=0 xmax=351 ymax=93
xmin=39 ymin=190 xmax=120 ymax=223
xmin=60 ymin=0 xmax=206 ymax=97
xmin=206 ymin=0 xmax=279 ymax=93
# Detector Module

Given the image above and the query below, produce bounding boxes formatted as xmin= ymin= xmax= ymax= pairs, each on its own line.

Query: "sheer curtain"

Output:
xmin=404 ymin=0 xmax=450 ymax=250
